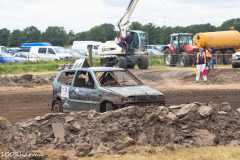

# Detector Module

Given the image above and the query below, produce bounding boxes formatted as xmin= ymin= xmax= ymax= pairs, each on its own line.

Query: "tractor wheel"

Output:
xmin=138 ymin=56 xmax=149 ymax=69
xmin=115 ymin=57 xmax=127 ymax=69
xmin=52 ymin=100 xmax=63 ymax=113
xmin=232 ymin=64 xmax=236 ymax=68
xmin=102 ymin=59 xmax=113 ymax=67
xmin=164 ymin=48 xmax=176 ymax=66
xmin=127 ymin=64 xmax=135 ymax=69
xmin=213 ymin=51 xmax=223 ymax=64
xmin=223 ymin=50 xmax=233 ymax=64
xmin=179 ymin=52 xmax=190 ymax=67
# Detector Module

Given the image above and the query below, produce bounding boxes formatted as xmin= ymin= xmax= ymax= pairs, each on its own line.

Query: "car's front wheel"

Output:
xmin=52 ymin=100 xmax=63 ymax=113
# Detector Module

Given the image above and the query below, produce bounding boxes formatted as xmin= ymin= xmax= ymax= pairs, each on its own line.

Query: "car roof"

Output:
xmin=63 ymin=67 xmax=125 ymax=72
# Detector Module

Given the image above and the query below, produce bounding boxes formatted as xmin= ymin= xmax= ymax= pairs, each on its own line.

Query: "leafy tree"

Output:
xmin=75 ymin=31 xmax=89 ymax=41
xmin=129 ymin=22 xmax=143 ymax=30
xmin=100 ymin=23 xmax=116 ymax=40
xmin=142 ymin=23 xmax=157 ymax=44
xmin=8 ymin=29 xmax=22 ymax=47
xmin=0 ymin=28 xmax=10 ymax=46
xmin=220 ymin=18 xmax=240 ymax=32
xmin=88 ymin=26 xmax=107 ymax=43
xmin=21 ymin=26 xmax=41 ymax=43
xmin=68 ymin=30 xmax=75 ymax=45
xmin=159 ymin=27 xmax=173 ymax=44
xmin=43 ymin=26 xmax=68 ymax=46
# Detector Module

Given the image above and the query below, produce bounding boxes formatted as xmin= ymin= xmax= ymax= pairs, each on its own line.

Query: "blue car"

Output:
xmin=0 ymin=53 xmax=20 ymax=63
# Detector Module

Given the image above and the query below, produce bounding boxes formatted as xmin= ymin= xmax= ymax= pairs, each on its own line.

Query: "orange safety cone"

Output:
xmin=201 ymin=69 xmax=207 ymax=76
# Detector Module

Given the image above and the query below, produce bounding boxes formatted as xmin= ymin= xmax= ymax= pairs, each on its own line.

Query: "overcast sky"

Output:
xmin=0 ymin=0 xmax=239 ymax=33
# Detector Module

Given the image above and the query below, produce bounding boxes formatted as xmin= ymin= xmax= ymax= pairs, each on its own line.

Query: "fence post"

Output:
xmin=150 ymin=56 xmax=152 ymax=68
xmin=89 ymin=48 xmax=92 ymax=66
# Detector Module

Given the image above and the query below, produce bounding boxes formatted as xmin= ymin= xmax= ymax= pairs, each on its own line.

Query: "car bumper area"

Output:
xmin=117 ymin=100 xmax=166 ymax=108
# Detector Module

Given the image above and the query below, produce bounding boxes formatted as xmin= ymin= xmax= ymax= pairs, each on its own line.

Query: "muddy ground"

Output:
xmin=0 ymin=68 xmax=240 ymax=124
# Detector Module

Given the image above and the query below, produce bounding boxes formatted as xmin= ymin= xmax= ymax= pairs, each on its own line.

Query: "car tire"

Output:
xmin=52 ymin=100 xmax=63 ymax=113
xmin=116 ymin=57 xmax=127 ymax=69
xmin=223 ymin=50 xmax=233 ymax=64
xmin=138 ymin=56 xmax=149 ymax=69
xmin=232 ymin=64 xmax=237 ymax=68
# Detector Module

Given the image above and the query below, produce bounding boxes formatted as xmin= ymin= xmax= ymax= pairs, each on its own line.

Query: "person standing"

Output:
xmin=120 ymin=35 xmax=125 ymax=48
xmin=206 ymin=46 xmax=214 ymax=69
xmin=124 ymin=32 xmax=133 ymax=56
xmin=194 ymin=48 xmax=207 ymax=83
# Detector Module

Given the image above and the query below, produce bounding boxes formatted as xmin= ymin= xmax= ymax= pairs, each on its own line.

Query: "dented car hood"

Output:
xmin=104 ymin=85 xmax=163 ymax=97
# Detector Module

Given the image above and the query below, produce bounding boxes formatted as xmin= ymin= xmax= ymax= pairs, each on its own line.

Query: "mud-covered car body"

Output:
xmin=52 ymin=67 xmax=165 ymax=112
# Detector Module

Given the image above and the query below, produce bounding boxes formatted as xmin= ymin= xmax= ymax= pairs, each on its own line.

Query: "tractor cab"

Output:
xmin=170 ymin=33 xmax=193 ymax=54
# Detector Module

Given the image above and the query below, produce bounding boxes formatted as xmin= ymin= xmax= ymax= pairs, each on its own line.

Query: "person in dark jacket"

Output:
xmin=194 ymin=48 xmax=207 ymax=83
xmin=124 ymin=32 xmax=133 ymax=56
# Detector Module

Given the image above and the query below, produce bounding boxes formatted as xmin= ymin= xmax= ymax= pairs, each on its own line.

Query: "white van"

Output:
xmin=0 ymin=46 xmax=7 ymax=53
xmin=30 ymin=46 xmax=73 ymax=61
xmin=72 ymin=41 xmax=101 ymax=53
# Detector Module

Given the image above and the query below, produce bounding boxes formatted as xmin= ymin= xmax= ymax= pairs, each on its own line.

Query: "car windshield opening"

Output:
xmin=54 ymin=47 xmax=68 ymax=54
xmin=95 ymin=70 xmax=143 ymax=87
xmin=2 ymin=53 xmax=13 ymax=58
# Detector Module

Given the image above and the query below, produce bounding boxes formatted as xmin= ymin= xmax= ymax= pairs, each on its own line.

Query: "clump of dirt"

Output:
xmin=0 ymin=74 xmax=56 ymax=87
xmin=0 ymin=102 xmax=240 ymax=158
xmin=180 ymin=69 xmax=240 ymax=84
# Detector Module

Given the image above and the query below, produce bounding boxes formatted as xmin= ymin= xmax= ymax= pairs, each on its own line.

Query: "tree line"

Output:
xmin=1 ymin=18 xmax=240 ymax=47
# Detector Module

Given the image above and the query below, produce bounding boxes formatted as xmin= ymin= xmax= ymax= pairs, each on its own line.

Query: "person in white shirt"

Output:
xmin=115 ymin=35 xmax=121 ymax=46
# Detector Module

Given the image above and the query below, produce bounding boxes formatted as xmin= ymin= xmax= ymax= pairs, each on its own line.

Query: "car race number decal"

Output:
xmin=61 ymin=86 xmax=69 ymax=98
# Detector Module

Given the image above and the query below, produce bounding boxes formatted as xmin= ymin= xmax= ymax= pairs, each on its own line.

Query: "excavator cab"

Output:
xmin=129 ymin=30 xmax=148 ymax=54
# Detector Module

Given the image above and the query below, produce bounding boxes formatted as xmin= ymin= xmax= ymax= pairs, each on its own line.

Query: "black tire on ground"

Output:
xmin=223 ymin=50 xmax=233 ymax=64
xmin=127 ymin=64 xmax=135 ymax=69
xmin=115 ymin=57 xmax=127 ymax=69
xmin=138 ymin=56 xmax=149 ymax=69
xmin=52 ymin=100 xmax=63 ymax=113
xmin=106 ymin=102 xmax=113 ymax=112
xmin=179 ymin=52 xmax=190 ymax=67
xmin=232 ymin=64 xmax=236 ymax=68
xmin=102 ymin=59 xmax=113 ymax=67
xmin=212 ymin=51 xmax=223 ymax=64
xmin=164 ymin=48 xmax=176 ymax=66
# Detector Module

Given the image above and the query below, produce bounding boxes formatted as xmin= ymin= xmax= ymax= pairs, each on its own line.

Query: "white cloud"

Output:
xmin=0 ymin=0 xmax=239 ymax=33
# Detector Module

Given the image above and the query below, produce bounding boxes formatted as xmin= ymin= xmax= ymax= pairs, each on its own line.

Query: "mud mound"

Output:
xmin=0 ymin=74 xmax=56 ymax=87
xmin=180 ymin=69 xmax=240 ymax=84
xmin=0 ymin=102 xmax=240 ymax=157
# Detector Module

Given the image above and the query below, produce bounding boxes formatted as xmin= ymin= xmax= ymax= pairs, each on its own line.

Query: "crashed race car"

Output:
xmin=52 ymin=63 xmax=165 ymax=113
xmin=232 ymin=52 xmax=240 ymax=68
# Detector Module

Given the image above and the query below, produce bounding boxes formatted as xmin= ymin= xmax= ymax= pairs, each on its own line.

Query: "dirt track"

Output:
xmin=1 ymin=68 xmax=240 ymax=124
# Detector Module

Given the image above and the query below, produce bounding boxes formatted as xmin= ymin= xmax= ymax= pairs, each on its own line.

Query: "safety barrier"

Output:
xmin=149 ymin=53 xmax=234 ymax=68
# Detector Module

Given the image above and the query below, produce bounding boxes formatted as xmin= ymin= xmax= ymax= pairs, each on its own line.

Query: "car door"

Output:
xmin=0 ymin=55 xmax=3 ymax=63
xmin=38 ymin=48 xmax=48 ymax=60
xmin=47 ymin=48 xmax=58 ymax=60
xmin=20 ymin=53 xmax=27 ymax=61
xmin=14 ymin=53 xmax=21 ymax=60
xmin=68 ymin=70 xmax=99 ymax=111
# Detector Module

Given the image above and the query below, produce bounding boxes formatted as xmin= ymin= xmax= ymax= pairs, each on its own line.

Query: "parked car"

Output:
xmin=7 ymin=48 xmax=23 ymax=56
xmin=51 ymin=67 xmax=165 ymax=113
xmin=68 ymin=50 xmax=87 ymax=59
xmin=13 ymin=52 xmax=40 ymax=62
xmin=30 ymin=46 xmax=73 ymax=61
xmin=147 ymin=49 xmax=163 ymax=55
xmin=0 ymin=53 xmax=20 ymax=63
xmin=155 ymin=45 xmax=166 ymax=53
